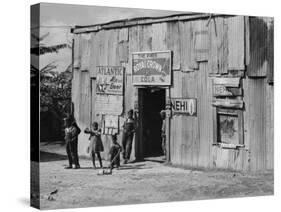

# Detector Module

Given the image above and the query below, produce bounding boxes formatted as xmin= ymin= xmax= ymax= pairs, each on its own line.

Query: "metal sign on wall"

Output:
xmin=171 ymin=98 xmax=197 ymax=116
xmin=96 ymin=66 xmax=124 ymax=95
xmin=132 ymin=51 xmax=171 ymax=86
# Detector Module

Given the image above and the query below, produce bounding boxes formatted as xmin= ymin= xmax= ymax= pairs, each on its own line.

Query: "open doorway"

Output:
xmin=138 ymin=88 xmax=166 ymax=159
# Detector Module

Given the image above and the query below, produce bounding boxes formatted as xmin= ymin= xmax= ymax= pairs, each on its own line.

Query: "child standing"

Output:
xmin=109 ymin=134 xmax=122 ymax=169
xmin=84 ymin=122 xmax=104 ymax=169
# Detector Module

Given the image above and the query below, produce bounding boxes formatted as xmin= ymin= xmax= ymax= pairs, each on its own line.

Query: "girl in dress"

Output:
xmin=84 ymin=122 xmax=104 ymax=169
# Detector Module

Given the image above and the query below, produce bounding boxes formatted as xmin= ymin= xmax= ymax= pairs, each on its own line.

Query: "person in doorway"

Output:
xmin=109 ymin=134 xmax=122 ymax=169
xmin=122 ymin=109 xmax=136 ymax=164
xmin=84 ymin=122 xmax=104 ymax=169
xmin=160 ymin=110 xmax=166 ymax=159
xmin=64 ymin=116 xmax=81 ymax=169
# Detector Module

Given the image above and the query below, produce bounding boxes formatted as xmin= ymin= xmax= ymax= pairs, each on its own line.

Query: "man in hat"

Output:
xmin=121 ymin=109 xmax=135 ymax=164
xmin=64 ymin=116 xmax=81 ymax=169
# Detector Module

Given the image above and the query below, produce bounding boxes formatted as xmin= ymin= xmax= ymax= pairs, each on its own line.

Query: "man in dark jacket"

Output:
xmin=121 ymin=109 xmax=135 ymax=164
xmin=64 ymin=116 xmax=81 ymax=169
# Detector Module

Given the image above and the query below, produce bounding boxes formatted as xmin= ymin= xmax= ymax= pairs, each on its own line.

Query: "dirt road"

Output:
xmin=39 ymin=142 xmax=273 ymax=210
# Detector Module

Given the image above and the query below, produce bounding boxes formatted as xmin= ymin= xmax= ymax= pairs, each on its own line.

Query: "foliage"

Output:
xmin=40 ymin=65 xmax=72 ymax=117
xmin=31 ymin=32 xmax=72 ymax=118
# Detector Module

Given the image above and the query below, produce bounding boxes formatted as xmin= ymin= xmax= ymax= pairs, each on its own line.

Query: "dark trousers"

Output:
xmin=66 ymin=140 xmax=80 ymax=166
xmin=122 ymin=132 xmax=134 ymax=160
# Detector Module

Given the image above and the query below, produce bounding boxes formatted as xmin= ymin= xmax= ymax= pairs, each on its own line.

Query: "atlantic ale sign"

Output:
xmin=96 ymin=66 xmax=124 ymax=95
xmin=171 ymin=98 xmax=197 ymax=116
xmin=132 ymin=51 xmax=171 ymax=86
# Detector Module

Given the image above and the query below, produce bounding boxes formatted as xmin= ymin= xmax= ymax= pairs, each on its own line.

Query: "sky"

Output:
xmin=31 ymin=3 xmax=183 ymax=73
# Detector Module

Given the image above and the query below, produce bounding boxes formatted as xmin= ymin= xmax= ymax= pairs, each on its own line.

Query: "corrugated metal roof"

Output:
xmin=71 ymin=12 xmax=232 ymax=34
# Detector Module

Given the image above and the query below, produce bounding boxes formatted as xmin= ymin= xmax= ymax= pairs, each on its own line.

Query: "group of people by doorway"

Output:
xmin=63 ymin=109 xmax=166 ymax=170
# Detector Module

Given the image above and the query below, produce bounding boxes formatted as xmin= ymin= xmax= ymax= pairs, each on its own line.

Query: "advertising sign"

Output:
xmin=96 ymin=66 xmax=124 ymax=95
xmin=171 ymin=98 xmax=197 ymax=116
xmin=132 ymin=51 xmax=171 ymax=86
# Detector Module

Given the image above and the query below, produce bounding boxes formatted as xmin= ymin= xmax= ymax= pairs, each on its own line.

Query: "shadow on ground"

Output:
xmin=40 ymin=151 xmax=68 ymax=162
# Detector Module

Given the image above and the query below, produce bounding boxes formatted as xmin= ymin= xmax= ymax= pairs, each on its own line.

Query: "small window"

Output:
xmin=214 ymin=108 xmax=244 ymax=148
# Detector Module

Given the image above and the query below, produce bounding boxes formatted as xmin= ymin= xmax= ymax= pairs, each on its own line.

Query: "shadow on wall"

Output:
xmin=248 ymin=17 xmax=274 ymax=82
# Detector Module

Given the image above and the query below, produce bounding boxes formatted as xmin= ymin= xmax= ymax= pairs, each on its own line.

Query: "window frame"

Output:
xmin=213 ymin=107 xmax=244 ymax=148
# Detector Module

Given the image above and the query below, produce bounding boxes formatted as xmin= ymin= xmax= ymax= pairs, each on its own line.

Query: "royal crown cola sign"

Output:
xmin=132 ymin=51 xmax=171 ymax=86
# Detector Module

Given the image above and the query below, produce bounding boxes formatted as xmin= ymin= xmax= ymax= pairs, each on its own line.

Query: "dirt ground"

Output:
xmin=39 ymin=142 xmax=274 ymax=210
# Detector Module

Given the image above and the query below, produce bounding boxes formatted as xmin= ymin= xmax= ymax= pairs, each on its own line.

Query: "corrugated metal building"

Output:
xmin=70 ymin=13 xmax=274 ymax=172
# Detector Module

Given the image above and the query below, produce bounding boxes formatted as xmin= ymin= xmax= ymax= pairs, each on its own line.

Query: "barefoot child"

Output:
xmin=109 ymin=134 xmax=122 ymax=169
xmin=84 ymin=122 xmax=104 ymax=169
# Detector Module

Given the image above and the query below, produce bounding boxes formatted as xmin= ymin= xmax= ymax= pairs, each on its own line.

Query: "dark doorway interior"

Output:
xmin=139 ymin=88 xmax=165 ymax=158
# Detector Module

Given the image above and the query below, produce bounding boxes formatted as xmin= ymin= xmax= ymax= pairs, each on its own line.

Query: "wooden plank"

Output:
xmin=89 ymin=32 xmax=100 ymax=78
xmin=90 ymin=78 xmax=96 ymax=123
xmin=265 ymin=83 xmax=274 ymax=169
xmin=128 ymin=26 xmax=140 ymax=161
xmin=73 ymin=34 xmax=81 ymax=69
xmin=212 ymin=107 xmax=218 ymax=145
xmin=118 ymin=41 xmax=129 ymax=63
xmin=79 ymin=71 xmax=91 ymax=125
xmin=216 ymin=17 xmax=228 ymax=74
xmin=170 ymin=71 xmax=182 ymax=165
xmin=197 ymin=63 xmax=213 ymax=168
xmin=165 ymin=88 xmax=171 ymax=162
xmin=213 ymin=77 xmax=240 ymax=87
xmin=118 ymin=28 xmax=129 ymax=43
xmin=72 ymin=69 xmax=81 ymax=120
xmin=193 ymin=20 xmax=209 ymax=62
xmin=138 ymin=24 xmax=152 ymax=51
xmin=107 ymin=29 xmax=119 ymax=66
xmin=80 ymin=33 xmax=91 ymax=71
xmin=212 ymin=98 xmax=244 ymax=109
xmin=181 ymin=71 xmax=198 ymax=167
xmin=244 ymin=78 xmax=267 ymax=171
xmin=227 ymin=16 xmax=245 ymax=70
xmin=208 ymin=17 xmax=219 ymax=74
xmin=238 ymin=110 xmax=244 ymax=145
xmin=179 ymin=21 xmax=199 ymax=72
xmin=152 ymin=23 xmax=168 ymax=51
xmin=267 ymin=19 xmax=274 ymax=84
xmin=166 ymin=22 xmax=181 ymax=70
xmin=245 ymin=16 xmax=250 ymax=66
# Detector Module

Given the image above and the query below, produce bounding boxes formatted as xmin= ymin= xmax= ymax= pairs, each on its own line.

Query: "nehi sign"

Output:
xmin=96 ymin=66 xmax=124 ymax=95
xmin=132 ymin=51 xmax=171 ymax=86
xmin=171 ymin=98 xmax=197 ymax=116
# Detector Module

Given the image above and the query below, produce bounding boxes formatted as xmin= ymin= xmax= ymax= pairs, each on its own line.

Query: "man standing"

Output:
xmin=122 ymin=109 xmax=135 ymax=164
xmin=160 ymin=110 xmax=166 ymax=159
xmin=64 ymin=116 xmax=81 ymax=169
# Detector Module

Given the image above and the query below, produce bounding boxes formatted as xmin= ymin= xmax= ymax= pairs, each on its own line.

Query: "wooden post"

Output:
xmin=165 ymin=88 xmax=171 ymax=162
xmin=133 ymin=87 xmax=139 ymax=161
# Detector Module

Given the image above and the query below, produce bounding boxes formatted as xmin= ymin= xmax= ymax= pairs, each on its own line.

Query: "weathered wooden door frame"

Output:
xmin=134 ymin=87 xmax=171 ymax=162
